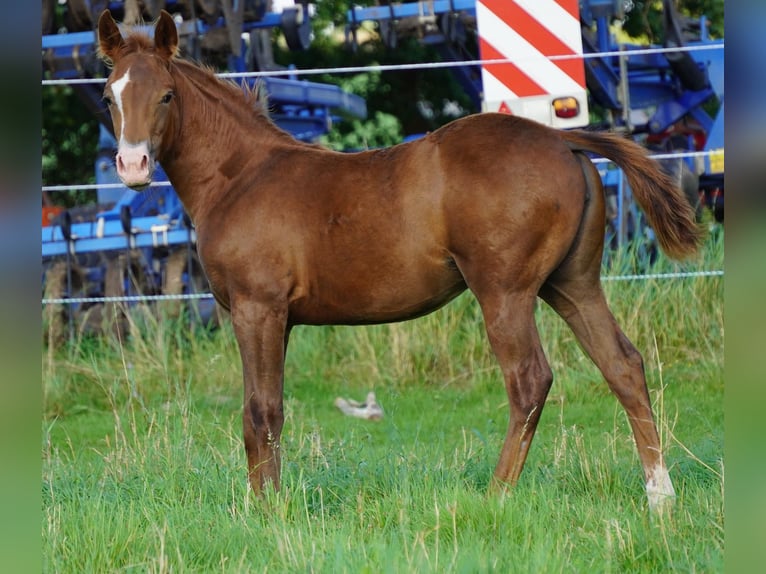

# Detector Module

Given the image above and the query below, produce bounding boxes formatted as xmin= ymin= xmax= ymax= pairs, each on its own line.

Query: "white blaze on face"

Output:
xmin=110 ymin=67 xmax=153 ymax=187
xmin=110 ymin=69 xmax=131 ymax=142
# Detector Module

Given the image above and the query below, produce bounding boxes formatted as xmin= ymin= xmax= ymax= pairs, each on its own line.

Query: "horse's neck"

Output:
xmin=161 ymin=65 xmax=292 ymax=222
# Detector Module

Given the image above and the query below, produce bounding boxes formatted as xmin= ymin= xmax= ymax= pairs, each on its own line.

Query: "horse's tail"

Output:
xmin=560 ymin=130 xmax=704 ymax=260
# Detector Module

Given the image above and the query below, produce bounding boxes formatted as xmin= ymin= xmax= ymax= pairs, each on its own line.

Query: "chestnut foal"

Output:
xmin=97 ymin=10 xmax=701 ymax=510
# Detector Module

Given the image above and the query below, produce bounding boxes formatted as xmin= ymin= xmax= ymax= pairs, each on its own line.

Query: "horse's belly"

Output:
xmin=289 ymin=259 xmax=466 ymax=326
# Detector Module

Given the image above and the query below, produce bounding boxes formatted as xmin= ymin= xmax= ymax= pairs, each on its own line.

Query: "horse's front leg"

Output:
xmin=231 ymin=299 xmax=290 ymax=494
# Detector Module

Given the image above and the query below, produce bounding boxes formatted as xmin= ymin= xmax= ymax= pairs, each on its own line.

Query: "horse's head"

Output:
xmin=98 ymin=10 xmax=179 ymax=190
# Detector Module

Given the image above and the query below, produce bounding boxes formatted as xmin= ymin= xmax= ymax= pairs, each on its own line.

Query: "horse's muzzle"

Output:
xmin=116 ymin=141 xmax=154 ymax=190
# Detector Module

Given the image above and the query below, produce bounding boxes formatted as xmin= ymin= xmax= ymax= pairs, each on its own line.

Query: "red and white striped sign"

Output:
xmin=476 ymin=0 xmax=588 ymax=128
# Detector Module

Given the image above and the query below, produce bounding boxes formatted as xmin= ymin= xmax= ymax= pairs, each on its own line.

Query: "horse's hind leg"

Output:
xmin=478 ymin=291 xmax=554 ymax=490
xmin=541 ymin=278 xmax=675 ymax=510
xmin=540 ymin=153 xmax=675 ymax=511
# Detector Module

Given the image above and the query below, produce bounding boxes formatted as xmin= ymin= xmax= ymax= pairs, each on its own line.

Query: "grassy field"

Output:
xmin=42 ymin=231 xmax=724 ymax=573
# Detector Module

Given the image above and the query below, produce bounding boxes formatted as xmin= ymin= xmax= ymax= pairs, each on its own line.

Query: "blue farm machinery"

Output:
xmin=42 ymin=1 xmax=367 ymax=343
xmin=345 ymin=0 xmax=724 ymax=252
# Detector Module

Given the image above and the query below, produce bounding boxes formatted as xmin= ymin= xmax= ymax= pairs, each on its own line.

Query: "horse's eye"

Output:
xmin=102 ymin=95 xmax=113 ymax=106
xmin=160 ymin=91 xmax=174 ymax=104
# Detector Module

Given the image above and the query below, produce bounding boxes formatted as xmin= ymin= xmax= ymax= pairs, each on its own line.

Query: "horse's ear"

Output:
xmin=97 ymin=10 xmax=125 ymax=64
xmin=154 ymin=10 xmax=179 ymax=60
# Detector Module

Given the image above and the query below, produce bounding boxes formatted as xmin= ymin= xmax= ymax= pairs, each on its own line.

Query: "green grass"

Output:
xmin=42 ymin=230 xmax=724 ymax=573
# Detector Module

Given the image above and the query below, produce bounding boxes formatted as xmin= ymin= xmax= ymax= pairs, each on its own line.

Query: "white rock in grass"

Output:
xmin=334 ymin=392 xmax=384 ymax=421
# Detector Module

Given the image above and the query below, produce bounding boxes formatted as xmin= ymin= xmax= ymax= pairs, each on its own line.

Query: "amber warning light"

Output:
xmin=553 ymin=97 xmax=580 ymax=119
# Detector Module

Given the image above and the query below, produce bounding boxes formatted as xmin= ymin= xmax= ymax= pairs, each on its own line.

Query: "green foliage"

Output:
xmin=321 ymin=110 xmax=404 ymax=151
xmin=42 ymin=232 xmax=724 ymax=572
xmin=682 ymin=0 xmax=725 ymax=38
xmin=316 ymin=71 xmax=405 ymax=150
xmin=42 ymin=86 xmax=99 ymax=206
xmin=622 ymin=0 xmax=724 ymax=42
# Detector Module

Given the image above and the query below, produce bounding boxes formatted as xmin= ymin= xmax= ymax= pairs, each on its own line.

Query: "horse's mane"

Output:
xmin=103 ymin=31 xmax=312 ymax=145
xmin=98 ymin=33 xmax=156 ymax=67
xmin=102 ymin=32 xmax=270 ymax=114
xmin=173 ymin=58 xmax=269 ymax=115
